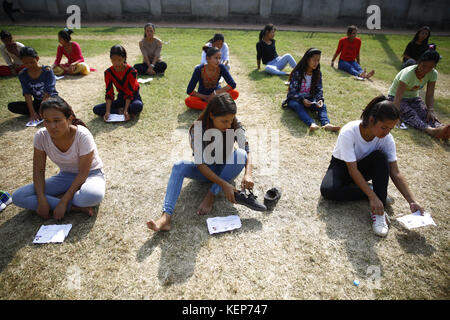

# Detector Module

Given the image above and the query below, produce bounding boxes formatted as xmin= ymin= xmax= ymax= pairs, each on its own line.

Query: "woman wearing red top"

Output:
xmin=52 ymin=28 xmax=89 ymax=76
xmin=331 ymin=26 xmax=375 ymax=80
xmin=93 ymin=45 xmax=143 ymax=122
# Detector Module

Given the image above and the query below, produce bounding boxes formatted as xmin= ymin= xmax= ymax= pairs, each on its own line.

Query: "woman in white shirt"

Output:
xmin=201 ymin=33 xmax=230 ymax=70
xmin=320 ymin=95 xmax=424 ymax=237
xmin=0 ymin=30 xmax=25 ymax=76
xmin=12 ymin=96 xmax=105 ymax=220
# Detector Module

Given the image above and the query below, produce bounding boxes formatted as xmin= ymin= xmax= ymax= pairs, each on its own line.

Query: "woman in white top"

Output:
xmin=201 ymin=33 xmax=230 ymax=70
xmin=320 ymin=95 xmax=424 ymax=237
xmin=12 ymin=96 xmax=105 ymax=220
xmin=0 ymin=30 xmax=25 ymax=76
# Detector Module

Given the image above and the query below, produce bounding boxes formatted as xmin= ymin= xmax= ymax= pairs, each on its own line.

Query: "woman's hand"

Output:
xmin=124 ymin=111 xmax=130 ymax=121
xmin=317 ymin=100 xmax=324 ymax=108
xmin=206 ymin=92 xmax=216 ymax=102
xmin=410 ymin=202 xmax=424 ymax=215
xmin=29 ymin=111 xmax=40 ymax=122
xmin=53 ymin=200 xmax=67 ymax=221
xmin=241 ymin=174 xmax=254 ymax=190
xmin=303 ymin=99 xmax=313 ymax=107
xmin=36 ymin=198 xmax=51 ymax=219
xmin=103 ymin=112 xmax=110 ymax=122
xmin=426 ymin=109 xmax=438 ymax=123
xmin=223 ymin=182 xmax=237 ymax=204
xmin=146 ymin=65 xmax=156 ymax=75
xmin=369 ymin=195 xmax=385 ymax=215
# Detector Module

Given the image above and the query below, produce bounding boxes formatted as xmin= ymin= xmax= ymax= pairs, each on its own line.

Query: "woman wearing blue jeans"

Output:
xmin=147 ymin=93 xmax=253 ymax=232
xmin=283 ymin=48 xmax=340 ymax=132
xmin=256 ymin=24 xmax=296 ymax=76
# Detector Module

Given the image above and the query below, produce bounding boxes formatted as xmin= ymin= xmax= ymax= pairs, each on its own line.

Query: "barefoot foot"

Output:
xmin=70 ymin=205 xmax=95 ymax=217
xmin=365 ymin=70 xmax=375 ymax=79
xmin=323 ymin=123 xmax=341 ymax=132
xmin=309 ymin=123 xmax=320 ymax=132
xmin=197 ymin=191 xmax=215 ymax=215
xmin=147 ymin=213 xmax=171 ymax=231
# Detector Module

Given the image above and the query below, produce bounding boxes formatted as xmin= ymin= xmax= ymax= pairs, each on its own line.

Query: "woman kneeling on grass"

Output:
xmin=148 ymin=92 xmax=253 ymax=232
xmin=320 ymin=95 xmax=425 ymax=237
xmin=185 ymin=46 xmax=239 ymax=110
xmin=388 ymin=49 xmax=449 ymax=140
xmin=283 ymin=48 xmax=340 ymax=132
xmin=93 ymin=45 xmax=143 ymax=122
xmin=12 ymin=97 xmax=105 ymax=220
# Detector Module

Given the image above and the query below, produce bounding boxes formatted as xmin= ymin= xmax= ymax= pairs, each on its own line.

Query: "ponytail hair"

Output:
xmin=360 ymin=95 xmax=399 ymax=127
xmin=259 ymin=24 xmax=275 ymax=41
xmin=205 ymin=46 xmax=220 ymax=57
xmin=58 ymin=28 xmax=73 ymax=42
xmin=19 ymin=46 xmax=38 ymax=58
xmin=203 ymin=33 xmax=225 ymax=52
xmin=40 ymin=96 xmax=87 ymax=128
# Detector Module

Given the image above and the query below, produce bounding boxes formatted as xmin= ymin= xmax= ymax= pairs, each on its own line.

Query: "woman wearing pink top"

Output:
xmin=52 ymin=28 xmax=90 ymax=76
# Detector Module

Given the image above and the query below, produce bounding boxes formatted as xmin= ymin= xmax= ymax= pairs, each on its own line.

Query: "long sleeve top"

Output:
xmin=186 ymin=64 xmax=236 ymax=96
xmin=256 ymin=39 xmax=278 ymax=65
xmin=285 ymin=70 xmax=324 ymax=103
xmin=54 ymin=41 xmax=85 ymax=66
xmin=104 ymin=64 xmax=140 ymax=101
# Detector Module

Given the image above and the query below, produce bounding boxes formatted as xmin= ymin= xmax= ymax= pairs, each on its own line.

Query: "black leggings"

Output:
xmin=8 ymin=99 xmax=42 ymax=116
xmin=320 ymin=151 xmax=389 ymax=206
xmin=133 ymin=61 xmax=167 ymax=75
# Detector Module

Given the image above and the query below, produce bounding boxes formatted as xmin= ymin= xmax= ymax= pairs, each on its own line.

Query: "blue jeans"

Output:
xmin=163 ymin=149 xmax=247 ymax=215
xmin=265 ymin=54 xmax=296 ymax=76
xmin=287 ymin=99 xmax=330 ymax=126
xmin=12 ymin=169 xmax=106 ymax=213
xmin=338 ymin=59 xmax=363 ymax=77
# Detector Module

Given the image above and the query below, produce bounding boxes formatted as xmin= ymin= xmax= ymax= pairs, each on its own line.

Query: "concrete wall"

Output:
xmin=2 ymin=0 xmax=449 ymax=30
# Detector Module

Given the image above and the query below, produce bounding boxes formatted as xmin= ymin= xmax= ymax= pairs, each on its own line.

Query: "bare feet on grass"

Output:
xmin=70 ymin=205 xmax=95 ymax=217
xmin=147 ymin=212 xmax=171 ymax=232
xmin=365 ymin=70 xmax=375 ymax=79
xmin=197 ymin=191 xmax=215 ymax=215
xmin=426 ymin=125 xmax=449 ymax=140
xmin=323 ymin=123 xmax=341 ymax=132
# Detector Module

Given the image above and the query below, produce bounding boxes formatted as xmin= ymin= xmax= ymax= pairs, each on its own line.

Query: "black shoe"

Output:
xmin=234 ymin=189 xmax=267 ymax=212
xmin=264 ymin=187 xmax=281 ymax=210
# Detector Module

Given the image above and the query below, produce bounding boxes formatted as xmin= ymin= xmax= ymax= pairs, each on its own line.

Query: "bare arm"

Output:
xmin=393 ymin=81 xmax=407 ymax=111
xmin=425 ymin=81 xmax=438 ymax=123
xmin=197 ymin=163 xmax=237 ymax=203
xmin=389 ymin=161 xmax=424 ymax=214
xmin=33 ymin=148 xmax=51 ymax=218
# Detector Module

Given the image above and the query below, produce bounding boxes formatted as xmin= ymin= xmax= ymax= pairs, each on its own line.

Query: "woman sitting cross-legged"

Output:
xmin=133 ymin=22 xmax=167 ymax=76
xmin=148 ymin=92 xmax=253 ymax=232
xmin=185 ymin=46 xmax=239 ymax=110
xmin=12 ymin=97 xmax=105 ymax=220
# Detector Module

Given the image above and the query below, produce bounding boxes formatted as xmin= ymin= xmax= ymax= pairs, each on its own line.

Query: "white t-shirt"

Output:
xmin=34 ymin=125 xmax=103 ymax=173
xmin=201 ymin=42 xmax=229 ymax=65
xmin=332 ymin=120 xmax=397 ymax=163
xmin=0 ymin=41 xmax=24 ymax=66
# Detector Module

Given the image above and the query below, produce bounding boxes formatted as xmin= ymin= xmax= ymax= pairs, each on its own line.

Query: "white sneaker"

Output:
xmin=371 ymin=211 xmax=390 ymax=237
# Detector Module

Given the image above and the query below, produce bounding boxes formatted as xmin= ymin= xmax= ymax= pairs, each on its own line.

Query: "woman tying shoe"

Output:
xmin=283 ymin=48 xmax=340 ymax=132
xmin=52 ymin=28 xmax=90 ymax=76
xmin=185 ymin=47 xmax=239 ymax=110
xmin=12 ymin=97 xmax=105 ymax=220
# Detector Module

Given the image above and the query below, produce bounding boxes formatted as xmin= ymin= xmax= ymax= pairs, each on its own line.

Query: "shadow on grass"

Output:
xmin=136 ymin=180 xmax=263 ymax=286
xmin=86 ymin=114 xmax=140 ymax=137
xmin=370 ymin=34 xmax=402 ymax=71
xmin=248 ymin=69 xmax=288 ymax=82
xmin=176 ymin=107 xmax=200 ymax=130
xmin=280 ymin=106 xmax=308 ymax=138
xmin=316 ymin=196 xmax=384 ymax=278
xmin=0 ymin=207 xmax=98 ymax=273
xmin=0 ymin=115 xmax=30 ymax=137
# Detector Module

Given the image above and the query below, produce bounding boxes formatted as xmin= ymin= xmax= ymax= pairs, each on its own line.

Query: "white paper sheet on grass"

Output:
xmin=396 ymin=211 xmax=436 ymax=230
xmin=207 ymin=215 xmax=241 ymax=235
xmin=26 ymin=119 xmax=44 ymax=127
xmin=106 ymin=114 xmax=126 ymax=122
xmin=33 ymin=224 xmax=72 ymax=244
xmin=138 ymin=78 xmax=153 ymax=84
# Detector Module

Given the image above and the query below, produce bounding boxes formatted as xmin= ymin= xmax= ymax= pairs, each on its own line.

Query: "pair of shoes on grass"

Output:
xmin=234 ymin=188 xmax=282 ymax=212
xmin=0 ymin=191 xmax=12 ymax=212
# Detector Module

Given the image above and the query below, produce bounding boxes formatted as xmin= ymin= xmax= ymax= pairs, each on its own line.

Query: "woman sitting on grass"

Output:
xmin=331 ymin=25 xmax=375 ymax=80
xmin=12 ymin=97 xmax=105 ymax=220
xmin=148 ymin=93 xmax=253 ymax=232
xmin=52 ymin=28 xmax=90 ymax=76
xmin=320 ymin=95 xmax=425 ymax=237
xmin=93 ymin=45 xmax=143 ymax=122
xmin=7 ymin=46 xmax=58 ymax=123
xmin=283 ymin=48 xmax=340 ymax=132
xmin=200 ymin=33 xmax=230 ymax=70
xmin=0 ymin=30 xmax=25 ymax=77
xmin=388 ymin=49 xmax=449 ymax=140
xmin=402 ymin=26 xmax=431 ymax=69
xmin=133 ymin=23 xmax=167 ymax=76
xmin=256 ymin=24 xmax=296 ymax=76
xmin=185 ymin=47 xmax=239 ymax=110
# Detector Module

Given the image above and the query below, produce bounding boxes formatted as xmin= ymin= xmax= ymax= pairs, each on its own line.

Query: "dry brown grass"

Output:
xmin=0 ymin=34 xmax=449 ymax=300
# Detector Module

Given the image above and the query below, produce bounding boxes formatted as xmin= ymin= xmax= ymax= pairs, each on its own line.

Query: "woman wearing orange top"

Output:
xmin=185 ymin=47 xmax=239 ymax=110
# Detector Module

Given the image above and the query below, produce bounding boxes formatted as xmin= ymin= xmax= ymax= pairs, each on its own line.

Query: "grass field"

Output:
xmin=0 ymin=25 xmax=449 ymax=300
